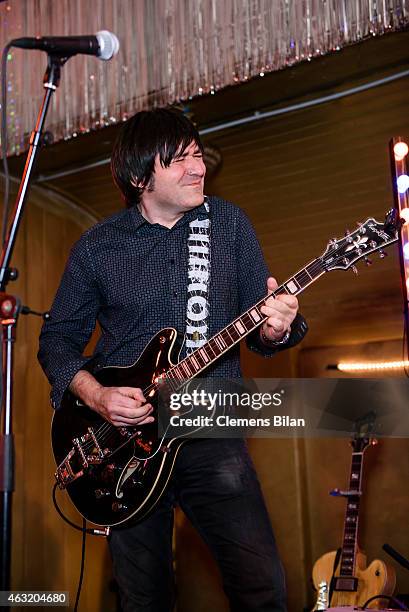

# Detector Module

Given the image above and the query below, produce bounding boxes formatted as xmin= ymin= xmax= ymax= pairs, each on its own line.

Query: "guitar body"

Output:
xmin=52 ymin=327 xmax=187 ymax=527
xmin=312 ymin=549 xmax=396 ymax=607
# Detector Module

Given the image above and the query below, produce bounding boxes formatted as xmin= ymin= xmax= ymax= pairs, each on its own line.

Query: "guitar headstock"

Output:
xmin=321 ymin=209 xmax=402 ymax=273
xmin=350 ymin=410 xmax=377 ymax=453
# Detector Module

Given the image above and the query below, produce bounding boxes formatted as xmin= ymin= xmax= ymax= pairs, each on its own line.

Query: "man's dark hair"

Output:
xmin=111 ymin=107 xmax=204 ymax=207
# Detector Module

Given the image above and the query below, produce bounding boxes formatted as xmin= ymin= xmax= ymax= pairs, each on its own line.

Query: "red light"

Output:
xmin=394 ymin=141 xmax=409 ymax=161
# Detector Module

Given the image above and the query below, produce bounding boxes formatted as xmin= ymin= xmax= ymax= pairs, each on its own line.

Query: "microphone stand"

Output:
xmin=0 ymin=53 xmax=67 ymax=592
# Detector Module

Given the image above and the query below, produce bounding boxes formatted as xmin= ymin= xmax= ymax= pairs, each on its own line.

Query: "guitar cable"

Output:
xmin=52 ymin=482 xmax=110 ymax=536
xmin=362 ymin=594 xmax=408 ymax=610
xmin=52 ymin=483 xmax=111 ymax=611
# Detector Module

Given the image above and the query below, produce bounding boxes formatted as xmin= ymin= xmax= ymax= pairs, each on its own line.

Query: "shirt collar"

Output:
xmin=128 ymin=199 xmax=208 ymax=231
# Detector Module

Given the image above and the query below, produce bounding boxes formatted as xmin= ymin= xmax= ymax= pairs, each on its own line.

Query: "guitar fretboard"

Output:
xmin=339 ymin=452 xmax=363 ymax=576
xmin=165 ymin=257 xmax=326 ymax=388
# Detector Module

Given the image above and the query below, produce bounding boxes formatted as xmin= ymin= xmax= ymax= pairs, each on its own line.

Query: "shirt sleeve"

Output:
xmin=235 ymin=208 xmax=308 ymax=357
xmin=37 ymin=234 xmax=101 ymax=410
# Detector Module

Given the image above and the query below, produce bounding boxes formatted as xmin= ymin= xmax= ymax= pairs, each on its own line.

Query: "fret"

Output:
xmin=214 ymin=336 xmax=225 ymax=352
xmin=216 ymin=334 xmax=227 ymax=349
xmin=283 ymin=278 xmax=300 ymax=295
xmin=207 ymin=340 xmax=219 ymax=358
xmin=222 ymin=327 xmax=235 ymax=344
xmin=199 ymin=348 xmax=210 ymax=363
xmin=171 ymin=366 xmax=184 ymax=383
xmin=294 ymin=269 xmax=311 ymax=287
xmin=192 ymin=351 xmax=205 ymax=368
xmin=306 ymin=261 xmax=324 ymax=279
xmin=241 ymin=313 xmax=254 ymax=331
xmin=249 ymin=307 xmax=262 ymax=323
xmin=233 ymin=320 xmax=246 ymax=336
xmin=185 ymin=360 xmax=196 ymax=376
xmin=274 ymin=286 xmax=289 ymax=295
xmin=179 ymin=362 xmax=191 ymax=378
xmin=190 ymin=355 xmax=200 ymax=371
xmin=204 ymin=343 xmax=217 ymax=358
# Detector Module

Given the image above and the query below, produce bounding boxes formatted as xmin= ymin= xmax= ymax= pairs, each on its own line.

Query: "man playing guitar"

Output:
xmin=38 ymin=108 xmax=308 ymax=611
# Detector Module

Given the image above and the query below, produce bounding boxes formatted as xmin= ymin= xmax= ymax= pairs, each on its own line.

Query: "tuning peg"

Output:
xmin=379 ymin=250 xmax=387 ymax=259
xmin=351 ymin=265 xmax=358 ymax=275
xmin=364 ymin=257 xmax=372 ymax=266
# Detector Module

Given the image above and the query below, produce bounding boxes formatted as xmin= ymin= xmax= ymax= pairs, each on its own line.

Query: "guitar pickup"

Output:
xmin=332 ymin=576 xmax=358 ymax=591
xmin=74 ymin=428 xmax=108 ymax=466
xmin=85 ymin=427 xmax=107 ymax=463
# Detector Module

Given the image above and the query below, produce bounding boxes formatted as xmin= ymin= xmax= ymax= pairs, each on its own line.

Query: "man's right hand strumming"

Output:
xmin=69 ymin=370 xmax=155 ymax=427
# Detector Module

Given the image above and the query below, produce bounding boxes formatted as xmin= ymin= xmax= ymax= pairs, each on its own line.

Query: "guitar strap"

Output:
xmin=185 ymin=197 xmax=211 ymax=355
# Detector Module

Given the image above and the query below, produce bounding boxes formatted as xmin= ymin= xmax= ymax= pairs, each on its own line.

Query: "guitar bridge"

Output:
xmin=55 ymin=427 xmax=109 ymax=488
xmin=55 ymin=448 xmax=84 ymax=488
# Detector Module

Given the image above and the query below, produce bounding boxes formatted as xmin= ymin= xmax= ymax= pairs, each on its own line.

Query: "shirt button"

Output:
xmin=173 ymin=291 xmax=178 ymax=297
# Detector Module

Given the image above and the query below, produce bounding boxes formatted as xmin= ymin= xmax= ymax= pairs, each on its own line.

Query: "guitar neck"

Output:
xmin=339 ymin=451 xmax=364 ymax=576
xmin=167 ymin=257 xmax=326 ymax=387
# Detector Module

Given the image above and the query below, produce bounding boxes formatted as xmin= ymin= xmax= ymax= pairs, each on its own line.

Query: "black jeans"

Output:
xmin=108 ymin=438 xmax=287 ymax=612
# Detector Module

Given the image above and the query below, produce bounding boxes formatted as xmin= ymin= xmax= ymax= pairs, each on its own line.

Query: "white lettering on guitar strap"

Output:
xmin=185 ymin=201 xmax=211 ymax=354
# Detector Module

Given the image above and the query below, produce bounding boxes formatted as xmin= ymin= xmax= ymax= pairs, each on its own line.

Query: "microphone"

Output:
xmin=9 ymin=30 xmax=119 ymax=61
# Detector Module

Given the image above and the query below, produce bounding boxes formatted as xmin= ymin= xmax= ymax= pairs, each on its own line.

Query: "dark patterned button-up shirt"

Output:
xmin=38 ymin=196 xmax=308 ymax=409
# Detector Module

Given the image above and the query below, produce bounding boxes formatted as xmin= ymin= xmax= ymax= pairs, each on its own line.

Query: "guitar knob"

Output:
xmin=379 ymin=250 xmax=387 ymax=258
xmin=95 ymin=488 xmax=111 ymax=499
xmin=112 ymin=502 xmax=128 ymax=512
xmin=364 ymin=257 xmax=372 ymax=266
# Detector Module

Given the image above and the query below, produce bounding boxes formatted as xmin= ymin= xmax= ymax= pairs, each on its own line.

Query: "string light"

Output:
xmin=394 ymin=141 xmax=409 ymax=161
xmin=337 ymin=360 xmax=409 ymax=372
xmin=0 ymin=1 xmax=408 ymax=155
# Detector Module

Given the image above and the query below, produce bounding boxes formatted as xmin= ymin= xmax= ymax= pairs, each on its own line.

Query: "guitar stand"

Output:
xmin=0 ymin=53 xmax=67 ymax=591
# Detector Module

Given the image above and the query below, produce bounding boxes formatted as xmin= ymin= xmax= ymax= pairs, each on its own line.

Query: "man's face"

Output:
xmin=142 ymin=141 xmax=206 ymax=214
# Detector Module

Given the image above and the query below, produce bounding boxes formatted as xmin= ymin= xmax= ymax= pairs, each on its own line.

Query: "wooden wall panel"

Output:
xmin=0 ymin=186 xmax=114 ymax=611
xmin=1 ymin=51 xmax=408 ymax=612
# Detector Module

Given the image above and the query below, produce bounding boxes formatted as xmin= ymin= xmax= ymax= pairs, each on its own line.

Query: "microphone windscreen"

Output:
xmin=96 ymin=31 xmax=120 ymax=60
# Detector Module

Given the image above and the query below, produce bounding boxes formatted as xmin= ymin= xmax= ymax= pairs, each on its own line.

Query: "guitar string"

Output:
xmin=78 ymin=257 xmax=328 ymax=455
xmin=78 ymin=253 xmax=347 ymax=454
xmin=78 ymin=237 xmax=395 ymax=455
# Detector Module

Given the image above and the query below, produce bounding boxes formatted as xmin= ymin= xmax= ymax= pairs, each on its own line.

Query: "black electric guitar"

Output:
xmin=52 ymin=210 xmax=401 ymax=527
